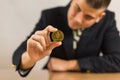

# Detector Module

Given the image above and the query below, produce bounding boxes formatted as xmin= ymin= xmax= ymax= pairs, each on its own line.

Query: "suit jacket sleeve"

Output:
xmin=78 ymin=12 xmax=120 ymax=72
xmin=12 ymin=11 xmax=47 ymax=77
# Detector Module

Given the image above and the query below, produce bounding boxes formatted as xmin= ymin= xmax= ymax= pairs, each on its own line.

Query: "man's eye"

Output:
xmin=76 ymin=6 xmax=81 ymax=12
xmin=85 ymin=16 xmax=93 ymax=20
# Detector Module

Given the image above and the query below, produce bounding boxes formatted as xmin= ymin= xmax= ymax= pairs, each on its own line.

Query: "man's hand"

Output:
xmin=47 ymin=57 xmax=80 ymax=72
xmin=21 ymin=25 xmax=62 ymax=69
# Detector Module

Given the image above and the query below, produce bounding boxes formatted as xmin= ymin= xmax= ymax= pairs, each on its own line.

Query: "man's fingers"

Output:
xmin=48 ymin=42 xmax=62 ymax=50
xmin=44 ymin=25 xmax=58 ymax=46
xmin=28 ymin=39 xmax=44 ymax=52
xmin=31 ymin=35 xmax=46 ymax=50
xmin=35 ymin=25 xmax=57 ymax=35
xmin=44 ymin=25 xmax=58 ymax=33
xmin=34 ymin=25 xmax=58 ymax=45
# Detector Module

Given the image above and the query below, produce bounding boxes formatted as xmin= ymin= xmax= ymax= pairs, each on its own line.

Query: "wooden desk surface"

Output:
xmin=1 ymin=69 xmax=120 ymax=80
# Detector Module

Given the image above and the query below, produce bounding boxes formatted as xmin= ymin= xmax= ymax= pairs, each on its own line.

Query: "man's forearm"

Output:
xmin=68 ymin=60 xmax=80 ymax=71
xmin=20 ymin=52 xmax=35 ymax=70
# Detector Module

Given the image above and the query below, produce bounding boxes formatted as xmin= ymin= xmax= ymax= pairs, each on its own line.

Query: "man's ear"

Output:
xmin=96 ymin=12 xmax=106 ymax=23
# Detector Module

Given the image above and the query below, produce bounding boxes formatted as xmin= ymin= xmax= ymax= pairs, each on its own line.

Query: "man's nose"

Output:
xmin=74 ymin=12 xmax=83 ymax=24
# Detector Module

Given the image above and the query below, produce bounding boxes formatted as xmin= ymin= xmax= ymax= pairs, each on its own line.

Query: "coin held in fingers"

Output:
xmin=51 ymin=30 xmax=64 ymax=42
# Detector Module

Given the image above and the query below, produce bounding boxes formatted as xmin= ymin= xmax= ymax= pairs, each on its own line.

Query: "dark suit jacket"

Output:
xmin=12 ymin=3 xmax=120 ymax=76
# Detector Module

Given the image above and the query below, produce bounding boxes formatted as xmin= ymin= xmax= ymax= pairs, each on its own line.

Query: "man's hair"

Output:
xmin=86 ymin=0 xmax=111 ymax=9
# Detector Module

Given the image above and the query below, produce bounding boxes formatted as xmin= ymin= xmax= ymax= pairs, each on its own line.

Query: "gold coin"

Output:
xmin=51 ymin=30 xmax=64 ymax=42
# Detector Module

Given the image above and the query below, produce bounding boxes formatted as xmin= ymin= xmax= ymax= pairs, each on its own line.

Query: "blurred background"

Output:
xmin=0 ymin=0 xmax=120 ymax=70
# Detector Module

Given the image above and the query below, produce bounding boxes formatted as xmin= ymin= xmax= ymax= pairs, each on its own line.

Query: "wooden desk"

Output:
xmin=1 ymin=69 xmax=120 ymax=80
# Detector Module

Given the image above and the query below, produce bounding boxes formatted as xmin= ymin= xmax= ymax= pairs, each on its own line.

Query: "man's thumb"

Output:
xmin=49 ymin=42 xmax=62 ymax=50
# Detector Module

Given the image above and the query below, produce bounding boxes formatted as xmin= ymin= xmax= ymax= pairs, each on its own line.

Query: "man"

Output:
xmin=12 ymin=0 xmax=120 ymax=77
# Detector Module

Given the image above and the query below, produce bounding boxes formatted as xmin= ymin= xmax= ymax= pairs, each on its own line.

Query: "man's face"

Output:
xmin=67 ymin=0 xmax=106 ymax=30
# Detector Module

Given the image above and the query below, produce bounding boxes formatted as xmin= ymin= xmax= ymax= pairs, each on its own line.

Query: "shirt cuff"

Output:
xmin=19 ymin=68 xmax=30 ymax=76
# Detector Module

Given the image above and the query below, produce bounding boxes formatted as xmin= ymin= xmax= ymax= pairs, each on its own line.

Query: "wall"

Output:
xmin=0 ymin=0 xmax=119 ymax=70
